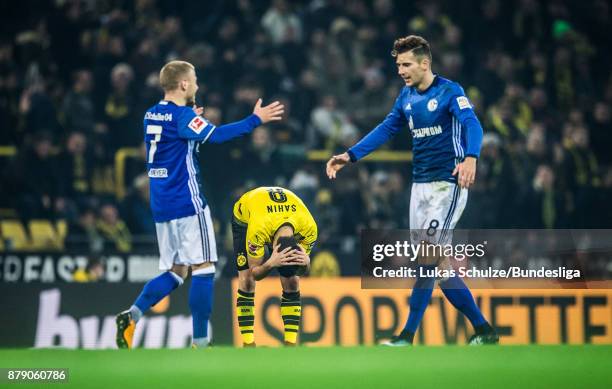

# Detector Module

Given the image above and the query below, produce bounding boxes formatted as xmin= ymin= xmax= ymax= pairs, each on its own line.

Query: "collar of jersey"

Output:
xmin=159 ymin=100 xmax=177 ymax=106
xmin=414 ymin=74 xmax=439 ymax=95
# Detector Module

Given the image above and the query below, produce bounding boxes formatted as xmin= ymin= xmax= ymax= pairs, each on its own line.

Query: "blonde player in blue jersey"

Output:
xmin=115 ymin=60 xmax=284 ymax=349
xmin=326 ymin=35 xmax=498 ymax=345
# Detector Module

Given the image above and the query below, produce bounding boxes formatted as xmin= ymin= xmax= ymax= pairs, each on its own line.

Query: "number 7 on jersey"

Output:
xmin=147 ymin=125 xmax=163 ymax=163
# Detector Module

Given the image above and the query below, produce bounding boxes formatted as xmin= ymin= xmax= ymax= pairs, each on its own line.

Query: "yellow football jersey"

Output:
xmin=233 ymin=187 xmax=318 ymax=259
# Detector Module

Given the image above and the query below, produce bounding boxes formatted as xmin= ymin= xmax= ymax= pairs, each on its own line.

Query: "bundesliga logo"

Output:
xmin=189 ymin=117 xmax=206 ymax=133
xmin=247 ymin=241 xmax=258 ymax=254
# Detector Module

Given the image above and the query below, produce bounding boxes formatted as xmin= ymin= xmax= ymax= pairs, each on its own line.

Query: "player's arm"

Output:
xmin=448 ymin=88 xmax=484 ymax=189
xmin=326 ymin=93 xmax=406 ymax=179
xmin=208 ymin=98 xmax=284 ymax=143
xmin=248 ymin=245 xmax=298 ymax=281
xmin=178 ymin=99 xmax=284 ymax=143
xmin=292 ymin=221 xmax=317 ymax=273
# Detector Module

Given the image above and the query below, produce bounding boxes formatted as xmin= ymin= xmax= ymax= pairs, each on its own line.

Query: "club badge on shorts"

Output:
xmin=237 ymin=254 xmax=247 ymax=267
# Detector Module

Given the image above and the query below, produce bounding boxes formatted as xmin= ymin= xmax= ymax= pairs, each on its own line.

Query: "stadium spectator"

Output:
xmin=103 ymin=63 xmax=139 ymax=150
xmin=463 ymin=134 xmax=501 ymax=227
xmin=517 ymin=123 xmax=550 ymax=187
xmin=241 ymin=125 xmax=284 ymax=188
xmin=19 ymin=74 xmax=62 ymax=141
xmin=73 ymin=257 xmax=105 ymax=282
xmin=523 ymin=164 xmax=567 ymax=228
xmin=261 ymin=0 xmax=303 ymax=45
xmin=58 ymin=132 xmax=92 ymax=204
xmin=96 ymin=203 xmax=132 ymax=253
xmin=226 ymin=81 xmax=263 ymax=122
xmin=288 ymin=165 xmax=320 ymax=207
xmin=561 ymin=124 xmax=600 ymax=228
xmin=351 ymin=67 xmax=394 ymax=130
xmin=121 ymin=174 xmax=155 ymax=236
xmin=266 ymin=96 xmax=303 ymax=144
xmin=65 ymin=206 xmax=104 ymax=253
xmin=61 ymin=70 xmax=95 ymax=135
xmin=590 ymin=102 xmax=612 ymax=163
xmin=310 ymin=188 xmax=340 ymax=245
xmin=308 ymin=94 xmax=358 ymax=150
xmin=7 ymin=132 xmax=64 ymax=221
xmin=290 ymin=69 xmax=318 ymax=127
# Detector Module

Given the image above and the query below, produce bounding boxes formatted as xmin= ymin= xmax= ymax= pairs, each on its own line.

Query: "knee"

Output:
xmin=240 ymin=279 xmax=256 ymax=293
xmin=170 ymin=265 xmax=189 ymax=280
xmin=239 ymin=271 xmax=256 ymax=292
xmin=281 ymin=276 xmax=300 ymax=293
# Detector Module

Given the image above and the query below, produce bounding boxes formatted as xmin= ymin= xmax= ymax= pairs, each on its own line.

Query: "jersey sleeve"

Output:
xmin=232 ymin=194 xmax=249 ymax=224
xmin=447 ymin=84 xmax=483 ymax=158
xmin=245 ymin=228 xmax=266 ymax=259
xmin=347 ymin=91 xmax=407 ymax=162
xmin=297 ymin=213 xmax=318 ymax=255
xmin=176 ymin=107 xmax=217 ymax=141
xmin=298 ymin=227 xmax=317 ymax=255
xmin=208 ymin=114 xmax=262 ymax=144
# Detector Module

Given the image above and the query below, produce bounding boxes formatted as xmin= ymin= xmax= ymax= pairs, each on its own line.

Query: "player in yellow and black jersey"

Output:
xmin=232 ymin=187 xmax=317 ymax=347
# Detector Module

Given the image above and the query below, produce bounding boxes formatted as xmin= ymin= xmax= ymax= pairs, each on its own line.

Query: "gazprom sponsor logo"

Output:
xmin=145 ymin=112 xmax=173 ymax=121
xmin=411 ymin=125 xmax=443 ymax=138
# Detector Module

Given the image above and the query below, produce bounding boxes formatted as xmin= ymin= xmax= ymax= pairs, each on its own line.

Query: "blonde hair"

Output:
xmin=159 ymin=60 xmax=194 ymax=91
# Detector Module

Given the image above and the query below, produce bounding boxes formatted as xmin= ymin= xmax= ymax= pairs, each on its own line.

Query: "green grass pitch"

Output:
xmin=2 ymin=345 xmax=611 ymax=388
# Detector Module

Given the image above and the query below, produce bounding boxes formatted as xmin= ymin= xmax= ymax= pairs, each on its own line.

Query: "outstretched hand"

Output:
xmin=253 ymin=99 xmax=284 ymax=123
xmin=326 ymin=152 xmax=351 ymax=179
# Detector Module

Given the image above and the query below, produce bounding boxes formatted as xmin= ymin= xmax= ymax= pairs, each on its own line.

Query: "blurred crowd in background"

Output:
xmin=0 ymin=0 xmax=611 ymax=268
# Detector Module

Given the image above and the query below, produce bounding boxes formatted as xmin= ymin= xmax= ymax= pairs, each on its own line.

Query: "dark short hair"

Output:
xmin=276 ymin=235 xmax=301 ymax=278
xmin=391 ymin=35 xmax=432 ymax=62
xmin=277 ymin=236 xmax=299 ymax=252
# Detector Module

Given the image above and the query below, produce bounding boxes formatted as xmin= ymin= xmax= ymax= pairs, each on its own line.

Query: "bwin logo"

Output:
xmin=34 ymin=289 xmax=207 ymax=349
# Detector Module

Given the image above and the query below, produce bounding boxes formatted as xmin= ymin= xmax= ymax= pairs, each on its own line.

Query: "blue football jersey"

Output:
xmin=143 ymin=100 xmax=216 ymax=223
xmin=348 ymin=76 xmax=483 ymax=183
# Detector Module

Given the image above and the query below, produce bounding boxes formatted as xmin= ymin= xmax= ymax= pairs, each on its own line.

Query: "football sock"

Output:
xmin=132 ymin=271 xmax=183 ymax=322
xmin=189 ymin=274 xmax=214 ymax=347
xmin=281 ymin=291 xmax=301 ymax=344
xmin=403 ymin=265 xmax=435 ymax=336
xmin=236 ymin=289 xmax=255 ymax=345
xmin=128 ymin=305 xmax=143 ymax=323
xmin=439 ymin=276 xmax=487 ymax=328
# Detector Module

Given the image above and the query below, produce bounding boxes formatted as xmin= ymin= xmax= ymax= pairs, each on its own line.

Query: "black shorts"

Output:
xmin=232 ymin=217 xmax=249 ymax=271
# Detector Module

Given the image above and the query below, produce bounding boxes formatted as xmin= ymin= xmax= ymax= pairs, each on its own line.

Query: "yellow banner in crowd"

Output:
xmin=231 ymin=278 xmax=612 ymax=346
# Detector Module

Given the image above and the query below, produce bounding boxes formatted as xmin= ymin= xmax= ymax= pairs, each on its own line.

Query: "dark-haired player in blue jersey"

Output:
xmin=116 ymin=60 xmax=284 ymax=349
xmin=326 ymin=35 xmax=498 ymax=345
